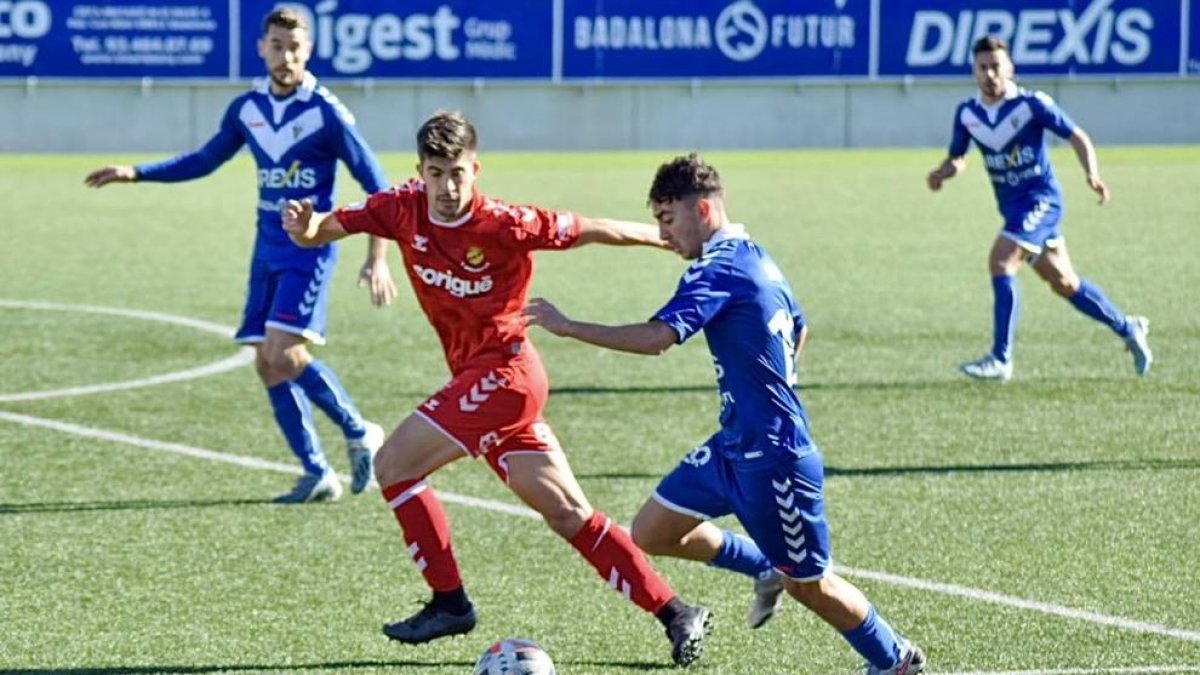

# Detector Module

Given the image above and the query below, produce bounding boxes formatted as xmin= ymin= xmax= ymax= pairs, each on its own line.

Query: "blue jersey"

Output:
xmin=136 ymin=72 xmax=387 ymax=258
xmin=948 ymin=82 xmax=1076 ymax=222
xmin=652 ymin=226 xmax=812 ymax=463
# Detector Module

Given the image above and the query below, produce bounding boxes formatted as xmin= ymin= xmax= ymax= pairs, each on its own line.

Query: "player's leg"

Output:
xmin=1034 ymin=241 xmax=1152 ymax=374
xmin=738 ymin=449 xmax=924 ymax=673
xmin=377 ymin=411 xmax=477 ymax=644
xmin=498 ymin=440 xmax=710 ymax=666
xmin=268 ymin=253 xmax=385 ymax=492
xmin=961 ymin=234 xmax=1026 ymax=380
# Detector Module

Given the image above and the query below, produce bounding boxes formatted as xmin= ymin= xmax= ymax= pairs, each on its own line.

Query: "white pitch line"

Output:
xmin=837 ymin=566 xmax=1200 ymax=643
xmin=0 ymin=299 xmax=254 ymax=402
xmin=1 ymin=411 xmax=1198 ymax=652
xmin=0 ymin=410 xmax=539 ymax=519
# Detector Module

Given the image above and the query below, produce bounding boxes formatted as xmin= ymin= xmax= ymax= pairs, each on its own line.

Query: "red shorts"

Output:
xmin=414 ymin=356 xmax=562 ymax=479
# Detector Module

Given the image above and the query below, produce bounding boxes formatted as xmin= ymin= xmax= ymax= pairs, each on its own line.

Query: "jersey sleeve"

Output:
xmin=136 ymin=101 xmax=245 ymax=182
xmin=948 ymin=103 xmax=972 ymax=158
xmin=325 ymin=95 xmax=388 ymax=195
xmin=501 ymin=203 xmax=581 ymax=251
xmin=651 ymin=257 xmax=733 ymax=344
xmin=1030 ymin=91 xmax=1077 ymax=139
xmin=334 ymin=187 xmax=409 ymax=241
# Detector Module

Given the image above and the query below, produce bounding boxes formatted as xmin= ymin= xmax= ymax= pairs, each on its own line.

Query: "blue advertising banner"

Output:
xmin=236 ymin=0 xmax=553 ymax=79
xmin=878 ymin=0 xmax=1182 ymax=76
xmin=0 ymin=0 xmax=228 ymax=78
xmin=562 ymin=0 xmax=870 ymax=78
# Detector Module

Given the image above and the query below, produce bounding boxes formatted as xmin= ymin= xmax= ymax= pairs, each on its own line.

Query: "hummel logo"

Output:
xmin=413 ymin=235 xmax=429 ymax=252
xmin=292 ymin=124 xmax=304 ymax=139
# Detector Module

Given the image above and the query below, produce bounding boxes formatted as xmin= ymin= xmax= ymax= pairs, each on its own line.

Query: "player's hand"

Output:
xmin=84 ymin=165 xmax=137 ymax=188
xmin=522 ymin=297 xmax=573 ymax=337
xmin=926 ymin=169 xmax=945 ymax=191
xmin=1087 ymin=174 xmax=1111 ymax=205
xmin=359 ymin=257 xmax=397 ymax=307
xmin=282 ymin=199 xmax=315 ymax=239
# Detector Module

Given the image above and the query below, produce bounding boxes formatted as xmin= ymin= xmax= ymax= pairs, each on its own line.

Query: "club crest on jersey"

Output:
xmin=461 ymin=246 xmax=490 ymax=272
xmin=412 ymin=264 xmax=493 ymax=298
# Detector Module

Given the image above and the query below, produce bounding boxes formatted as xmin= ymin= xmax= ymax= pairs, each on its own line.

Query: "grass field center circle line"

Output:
xmin=0 ymin=299 xmax=255 ymax=403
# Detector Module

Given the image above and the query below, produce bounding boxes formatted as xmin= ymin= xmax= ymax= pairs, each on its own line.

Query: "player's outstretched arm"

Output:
xmin=524 ymin=297 xmax=678 ymax=355
xmin=84 ymin=165 xmax=138 ymax=188
xmin=283 ymin=199 xmax=349 ymax=248
xmin=927 ymin=156 xmax=967 ymax=191
xmin=1068 ymin=128 xmax=1110 ymax=205
xmin=574 ymin=217 xmax=670 ymax=250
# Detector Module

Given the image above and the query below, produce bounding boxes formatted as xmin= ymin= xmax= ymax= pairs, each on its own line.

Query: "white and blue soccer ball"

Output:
xmin=472 ymin=637 xmax=556 ymax=675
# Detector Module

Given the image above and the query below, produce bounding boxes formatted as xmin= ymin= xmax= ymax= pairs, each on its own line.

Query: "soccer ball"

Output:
xmin=472 ymin=637 xmax=556 ymax=675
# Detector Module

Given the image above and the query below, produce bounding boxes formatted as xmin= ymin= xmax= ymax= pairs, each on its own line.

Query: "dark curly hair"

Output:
xmin=973 ymin=36 xmax=1007 ymax=55
xmin=262 ymin=7 xmax=308 ymax=35
xmin=648 ymin=153 xmax=724 ymax=205
xmin=417 ymin=110 xmax=478 ymax=162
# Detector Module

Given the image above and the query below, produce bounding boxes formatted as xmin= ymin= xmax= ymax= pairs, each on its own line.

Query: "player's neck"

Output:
xmin=269 ymin=82 xmax=300 ymax=99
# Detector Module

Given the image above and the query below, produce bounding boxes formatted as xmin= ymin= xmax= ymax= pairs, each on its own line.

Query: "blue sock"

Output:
xmin=266 ymin=382 xmax=328 ymax=475
xmin=707 ymin=530 xmax=775 ymax=579
xmin=293 ymin=359 xmax=367 ymax=438
xmin=1069 ymin=278 xmax=1130 ymax=338
xmin=842 ymin=606 xmax=903 ymax=671
xmin=991 ymin=274 xmax=1019 ymax=363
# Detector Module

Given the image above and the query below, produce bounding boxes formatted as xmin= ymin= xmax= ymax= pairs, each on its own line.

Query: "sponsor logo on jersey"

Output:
xmin=412 ymin=264 xmax=493 ymax=298
xmin=277 ymin=2 xmax=517 ymax=75
xmin=984 ymin=145 xmax=1037 ymax=171
xmin=462 ymin=246 xmax=490 ymax=272
xmin=905 ymin=0 xmax=1153 ymax=68
xmin=573 ymin=0 xmax=856 ymax=63
xmin=257 ymin=160 xmax=318 ymax=189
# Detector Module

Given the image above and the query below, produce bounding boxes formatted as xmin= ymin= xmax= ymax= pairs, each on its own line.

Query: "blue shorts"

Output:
xmin=234 ymin=246 xmax=337 ymax=345
xmin=653 ymin=433 xmax=831 ymax=581
xmin=1000 ymin=198 xmax=1064 ymax=254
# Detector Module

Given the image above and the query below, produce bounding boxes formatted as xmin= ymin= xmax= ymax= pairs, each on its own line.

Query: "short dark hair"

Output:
xmin=262 ymin=7 xmax=308 ymax=35
xmin=417 ymin=110 xmax=478 ymax=162
xmin=973 ymin=35 xmax=1008 ymax=55
xmin=648 ymin=153 xmax=723 ymax=205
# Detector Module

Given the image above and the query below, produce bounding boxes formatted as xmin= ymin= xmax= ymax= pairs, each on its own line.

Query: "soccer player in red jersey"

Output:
xmin=282 ymin=110 xmax=710 ymax=666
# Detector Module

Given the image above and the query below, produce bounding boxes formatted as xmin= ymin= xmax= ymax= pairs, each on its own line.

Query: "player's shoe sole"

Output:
xmin=347 ymin=421 xmax=385 ymax=494
xmin=666 ymin=603 xmax=711 ymax=667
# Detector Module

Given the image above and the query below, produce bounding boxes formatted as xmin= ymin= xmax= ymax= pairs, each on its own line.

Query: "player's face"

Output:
xmin=420 ymin=153 xmax=479 ymax=221
xmin=258 ymin=25 xmax=312 ymax=94
xmin=653 ymin=197 xmax=707 ymax=260
xmin=973 ymin=49 xmax=1013 ymax=102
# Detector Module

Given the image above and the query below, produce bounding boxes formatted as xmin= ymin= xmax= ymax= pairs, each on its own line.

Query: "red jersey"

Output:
xmin=335 ymin=180 xmax=580 ymax=374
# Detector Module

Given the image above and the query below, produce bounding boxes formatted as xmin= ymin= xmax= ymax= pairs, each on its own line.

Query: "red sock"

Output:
xmin=382 ymin=479 xmax=462 ymax=593
xmin=569 ymin=510 xmax=674 ymax=614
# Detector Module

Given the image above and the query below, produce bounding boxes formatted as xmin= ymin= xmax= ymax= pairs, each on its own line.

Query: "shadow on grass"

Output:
xmin=0 ymin=660 xmax=476 ymax=674
xmin=0 ymin=497 xmax=272 ymax=515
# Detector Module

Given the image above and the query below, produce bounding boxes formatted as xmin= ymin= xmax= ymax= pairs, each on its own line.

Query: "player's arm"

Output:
xmin=524 ymin=297 xmax=677 ymax=356
xmin=86 ymin=109 xmax=243 ymax=188
xmin=574 ymin=216 xmax=670 ymax=250
xmin=1068 ymin=127 xmax=1110 ymax=205
xmin=283 ymin=199 xmax=350 ymax=248
xmin=927 ymin=156 xmax=967 ymax=191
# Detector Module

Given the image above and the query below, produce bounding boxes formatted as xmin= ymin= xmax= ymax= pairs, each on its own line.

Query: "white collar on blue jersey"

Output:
xmin=254 ymin=71 xmax=317 ymax=102
xmin=701 ymin=223 xmax=749 ymax=255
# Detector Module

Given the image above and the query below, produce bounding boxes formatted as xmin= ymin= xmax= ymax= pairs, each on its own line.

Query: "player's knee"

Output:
xmin=373 ymin=441 xmax=420 ymax=485
xmin=629 ymin=515 xmax=668 ymax=554
xmin=1048 ymin=273 xmax=1079 ymax=297
xmin=540 ymin=504 xmax=589 ymax=539
xmin=262 ymin=345 xmax=308 ymax=379
xmin=782 ymin=576 xmax=826 ymax=608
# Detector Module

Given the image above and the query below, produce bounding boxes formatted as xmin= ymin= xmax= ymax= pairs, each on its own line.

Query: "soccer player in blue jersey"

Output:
xmin=524 ymin=154 xmax=925 ymax=675
xmin=927 ymin=36 xmax=1152 ymax=381
xmin=84 ymin=8 xmax=391 ymax=503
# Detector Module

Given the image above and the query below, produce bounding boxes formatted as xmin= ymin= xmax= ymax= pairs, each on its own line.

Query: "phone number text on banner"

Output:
xmin=0 ymin=0 xmax=228 ymax=77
